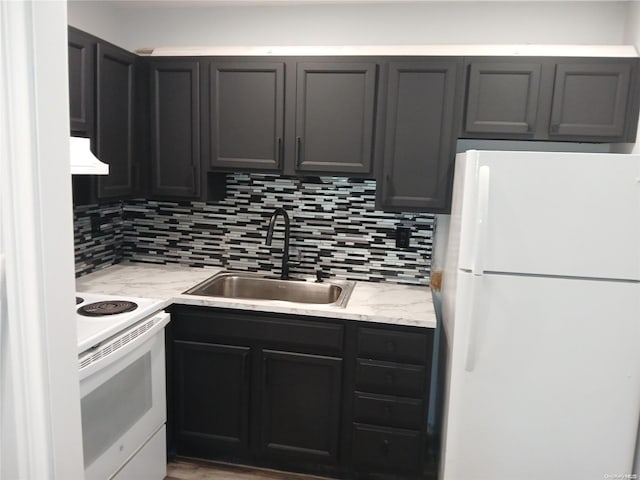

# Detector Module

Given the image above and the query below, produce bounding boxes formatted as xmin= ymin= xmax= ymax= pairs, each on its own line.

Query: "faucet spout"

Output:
xmin=265 ymin=207 xmax=291 ymax=280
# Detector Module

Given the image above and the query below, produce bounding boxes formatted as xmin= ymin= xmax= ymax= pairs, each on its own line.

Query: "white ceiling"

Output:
xmin=92 ymin=0 xmax=629 ymax=6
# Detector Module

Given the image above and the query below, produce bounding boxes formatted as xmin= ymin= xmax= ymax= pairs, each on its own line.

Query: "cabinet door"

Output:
xmin=260 ymin=350 xmax=342 ymax=464
xmin=209 ymin=62 xmax=284 ymax=171
xmin=295 ymin=62 xmax=377 ymax=174
xmin=464 ymin=61 xmax=541 ymax=136
xmin=96 ymin=43 xmax=136 ymax=199
xmin=68 ymin=27 xmax=94 ymax=135
xmin=150 ymin=61 xmax=200 ymax=198
xmin=173 ymin=340 xmax=251 ymax=458
xmin=549 ymin=61 xmax=632 ymax=139
xmin=380 ymin=60 xmax=460 ymax=212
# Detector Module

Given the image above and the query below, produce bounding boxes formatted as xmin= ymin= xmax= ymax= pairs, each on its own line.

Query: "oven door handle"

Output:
xmin=79 ymin=311 xmax=170 ymax=381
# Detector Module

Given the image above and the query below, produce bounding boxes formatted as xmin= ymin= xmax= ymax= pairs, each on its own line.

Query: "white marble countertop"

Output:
xmin=76 ymin=262 xmax=437 ymax=328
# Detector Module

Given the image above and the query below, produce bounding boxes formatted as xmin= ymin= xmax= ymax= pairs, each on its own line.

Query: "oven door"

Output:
xmin=79 ymin=312 xmax=169 ymax=480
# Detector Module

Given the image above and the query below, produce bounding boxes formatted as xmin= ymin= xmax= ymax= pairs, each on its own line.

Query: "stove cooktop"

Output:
xmin=76 ymin=292 xmax=164 ymax=353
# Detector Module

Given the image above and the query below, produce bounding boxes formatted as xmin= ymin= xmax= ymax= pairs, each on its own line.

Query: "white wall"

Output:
xmin=1 ymin=1 xmax=84 ymax=478
xmin=68 ymin=1 xmax=629 ymax=52
xmin=67 ymin=0 xmax=127 ymax=48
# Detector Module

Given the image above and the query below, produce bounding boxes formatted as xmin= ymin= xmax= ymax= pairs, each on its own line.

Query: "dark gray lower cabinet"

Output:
xmin=168 ymin=305 xmax=436 ymax=479
xmin=349 ymin=324 xmax=434 ymax=478
xmin=169 ymin=306 xmax=345 ymax=472
xmin=173 ymin=341 xmax=251 ymax=457
xmin=260 ymin=350 xmax=342 ymax=463
xmin=378 ymin=59 xmax=462 ymax=212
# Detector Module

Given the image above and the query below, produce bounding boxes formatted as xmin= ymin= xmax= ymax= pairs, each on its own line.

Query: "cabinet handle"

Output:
xmin=295 ymin=136 xmax=302 ymax=166
xmin=263 ymin=357 xmax=269 ymax=385
xmin=244 ymin=356 xmax=250 ymax=383
xmin=385 ymin=173 xmax=394 ymax=197
xmin=385 ymin=371 xmax=395 ymax=385
xmin=276 ymin=137 xmax=283 ymax=166
xmin=381 ymin=438 xmax=390 ymax=456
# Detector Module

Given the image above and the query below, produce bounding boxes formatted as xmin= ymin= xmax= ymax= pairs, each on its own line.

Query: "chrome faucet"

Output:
xmin=265 ymin=207 xmax=291 ymax=280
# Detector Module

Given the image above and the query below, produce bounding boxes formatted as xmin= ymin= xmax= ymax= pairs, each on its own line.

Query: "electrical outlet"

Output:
xmin=396 ymin=225 xmax=411 ymax=248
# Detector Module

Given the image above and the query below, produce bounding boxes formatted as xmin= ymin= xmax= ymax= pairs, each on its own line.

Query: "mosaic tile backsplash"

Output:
xmin=74 ymin=174 xmax=435 ymax=286
xmin=74 ymin=202 xmax=124 ymax=277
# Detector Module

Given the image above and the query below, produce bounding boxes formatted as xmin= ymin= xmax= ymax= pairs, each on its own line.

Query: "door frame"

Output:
xmin=0 ymin=1 xmax=84 ymax=478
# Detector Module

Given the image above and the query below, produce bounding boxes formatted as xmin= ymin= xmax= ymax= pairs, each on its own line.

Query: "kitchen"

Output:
xmin=1 ymin=1 xmax=640 ymax=479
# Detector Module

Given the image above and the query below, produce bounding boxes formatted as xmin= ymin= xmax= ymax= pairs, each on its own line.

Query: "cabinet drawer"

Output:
xmin=355 ymin=359 xmax=425 ymax=397
xmin=357 ymin=326 xmax=430 ymax=364
xmin=353 ymin=392 xmax=423 ymax=430
xmin=172 ymin=306 xmax=344 ymax=354
xmin=351 ymin=423 xmax=422 ymax=473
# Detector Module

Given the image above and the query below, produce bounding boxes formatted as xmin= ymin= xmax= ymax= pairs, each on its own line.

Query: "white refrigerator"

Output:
xmin=439 ymin=150 xmax=640 ymax=480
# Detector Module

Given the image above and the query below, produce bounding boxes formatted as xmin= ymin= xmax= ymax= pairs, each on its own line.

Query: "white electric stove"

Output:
xmin=75 ymin=291 xmax=169 ymax=480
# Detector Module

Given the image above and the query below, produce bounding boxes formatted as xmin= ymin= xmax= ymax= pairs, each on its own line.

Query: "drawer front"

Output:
xmin=351 ymin=423 xmax=422 ymax=472
xmin=356 ymin=359 xmax=425 ymax=397
xmin=357 ymin=326 xmax=430 ymax=364
xmin=172 ymin=306 xmax=344 ymax=354
xmin=354 ymin=392 xmax=423 ymax=430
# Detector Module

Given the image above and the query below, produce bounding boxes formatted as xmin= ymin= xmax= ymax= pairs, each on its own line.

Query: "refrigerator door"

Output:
xmin=441 ymin=271 xmax=640 ymax=480
xmin=455 ymin=150 xmax=640 ymax=281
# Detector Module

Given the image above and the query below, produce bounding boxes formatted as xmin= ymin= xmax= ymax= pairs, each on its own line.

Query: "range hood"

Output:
xmin=70 ymin=137 xmax=109 ymax=175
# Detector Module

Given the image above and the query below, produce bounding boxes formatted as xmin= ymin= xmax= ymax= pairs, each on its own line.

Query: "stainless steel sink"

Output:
xmin=184 ymin=271 xmax=355 ymax=308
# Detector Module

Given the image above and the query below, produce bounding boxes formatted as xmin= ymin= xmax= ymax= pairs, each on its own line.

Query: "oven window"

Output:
xmin=81 ymin=352 xmax=152 ymax=467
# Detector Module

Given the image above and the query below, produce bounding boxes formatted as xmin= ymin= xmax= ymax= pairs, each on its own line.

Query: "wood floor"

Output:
xmin=166 ymin=459 xmax=336 ymax=480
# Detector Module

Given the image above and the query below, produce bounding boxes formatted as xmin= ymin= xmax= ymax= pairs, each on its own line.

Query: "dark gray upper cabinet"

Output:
xmin=295 ymin=62 xmax=377 ymax=174
xmin=549 ymin=61 xmax=632 ymax=139
xmin=150 ymin=61 xmax=201 ymax=198
xmin=378 ymin=60 xmax=462 ymax=213
xmin=96 ymin=42 xmax=136 ymax=199
xmin=209 ymin=62 xmax=285 ymax=171
xmin=68 ymin=27 xmax=94 ymax=135
xmin=462 ymin=58 xmax=639 ymax=142
xmin=206 ymin=59 xmax=377 ymax=176
xmin=464 ymin=61 xmax=541 ymax=135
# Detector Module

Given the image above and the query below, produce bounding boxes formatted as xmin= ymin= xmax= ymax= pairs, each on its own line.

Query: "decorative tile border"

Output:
xmin=74 ymin=174 xmax=435 ymax=286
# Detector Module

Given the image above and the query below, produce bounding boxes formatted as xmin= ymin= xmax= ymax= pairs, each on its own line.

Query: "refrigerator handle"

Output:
xmin=465 ymin=166 xmax=489 ymax=372
xmin=471 ymin=166 xmax=490 ymax=276
xmin=464 ymin=274 xmax=483 ymax=372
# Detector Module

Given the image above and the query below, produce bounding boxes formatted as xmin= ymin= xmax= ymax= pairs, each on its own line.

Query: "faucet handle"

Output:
xmin=315 ymin=269 xmax=325 ymax=283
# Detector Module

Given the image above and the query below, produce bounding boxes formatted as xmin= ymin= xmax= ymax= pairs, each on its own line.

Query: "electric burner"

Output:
xmin=75 ymin=292 xmax=164 ymax=352
xmin=76 ymin=296 xmax=84 ymax=305
xmin=78 ymin=300 xmax=138 ymax=317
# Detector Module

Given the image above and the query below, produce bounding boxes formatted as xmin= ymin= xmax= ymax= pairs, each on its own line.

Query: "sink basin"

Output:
xmin=184 ymin=271 xmax=355 ymax=308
